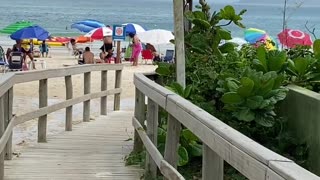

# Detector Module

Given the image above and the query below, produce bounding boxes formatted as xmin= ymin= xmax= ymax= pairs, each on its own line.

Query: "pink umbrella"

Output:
xmin=278 ymin=29 xmax=313 ymax=48
xmin=84 ymin=27 xmax=112 ymax=40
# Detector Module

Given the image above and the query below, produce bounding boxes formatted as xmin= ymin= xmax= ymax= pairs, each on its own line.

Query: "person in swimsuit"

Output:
xmin=129 ymin=33 xmax=142 ymax=66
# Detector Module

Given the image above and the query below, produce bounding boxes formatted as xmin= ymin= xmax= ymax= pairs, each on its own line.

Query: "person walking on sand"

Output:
xmin=129 ymin=33 xmax=142 ymax=66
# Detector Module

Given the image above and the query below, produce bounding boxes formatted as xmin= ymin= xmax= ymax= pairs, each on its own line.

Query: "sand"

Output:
xmin=1 ymin=46 xmax=157 ymax=150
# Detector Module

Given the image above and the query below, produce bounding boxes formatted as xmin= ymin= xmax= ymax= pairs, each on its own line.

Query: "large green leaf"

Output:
xmin=259 ymin=79 xmax=275 ymax=97
xmin=234 ymin=108 xmax=255 ymax=122
xmin=294 ymin=57 xmax=310 ymax=76
xmin=220 ymin=5 xmax=236 ymax=20
xmin=256 ymin=46 xmax=267 ymax=72
xmin=313 ymin=39 xmax=320 ymax=56
xmin=217 ymin=29 xmax=232 ymax=40
xmin=237 ymin=77 xmax=254 ymax=97
xmin=182 ymin=129 xmax=199 ymax=142
xmin=178 ymin=146 xmax=189 ymax=166
xmin=227 ymin=80 xmax=239 ymax=92
xmin=184 ymin=85 xmax=193 ymax=98
xmin=222 ymin=92 xmax=243 ymax=104
xmin=187 ymin=141 xmax=202 ymax=157
xmin=219 ymin=42 xmax=236 ymax=53
xmin=192 ymin=19 xmax=211 ymax=30
xmin=193 ymin=11 xmax=207 ymax=20
xmin=246 ymin=96 xmax=264 ymax=109
xmin=255 ymin=115 xmax=275 ymax=127
xmin=267 ymin=50 xmax=287 ymax=72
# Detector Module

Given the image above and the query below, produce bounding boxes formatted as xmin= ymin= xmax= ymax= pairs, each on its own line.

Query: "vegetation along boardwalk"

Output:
xmin=4 ymin=111 xmax=142 ymax=180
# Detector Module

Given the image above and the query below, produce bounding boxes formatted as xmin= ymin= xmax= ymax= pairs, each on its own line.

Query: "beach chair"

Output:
xmin=8 ymin=52 xmax=23 ymax=71
xmin=162 ymin=50 xmax=174 ymax=63
xmin=0 ymin=46 xmax=8 ymax=73
xmin=141 ymin=49 xmax=154 ymax=64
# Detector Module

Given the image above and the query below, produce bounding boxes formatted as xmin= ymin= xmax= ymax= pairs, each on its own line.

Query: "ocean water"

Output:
xmin=0 ymin=0 xmax=319 ymax=42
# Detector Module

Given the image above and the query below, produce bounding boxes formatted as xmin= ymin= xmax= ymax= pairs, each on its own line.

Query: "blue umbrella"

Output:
xmin=10 ymin=25 xmax=49 ymax=40
xmin=122 ymin=23 xmax=146 ymax=35
xmin=71 ymin=19 xmax=105 ymax=33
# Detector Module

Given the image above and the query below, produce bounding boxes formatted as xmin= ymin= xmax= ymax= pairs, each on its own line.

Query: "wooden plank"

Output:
xmin=133 ymin=88 xmax=145 ymax=153
xmin=114 ymin=70 xmax=122 ymax=111
xmin=145 ymin=98 xmax=158 ymax=179
xmin=83 ymin=72 xmax=91 ymax=122
xmin=5 ymin=88 xmax=13 ymax=160
xmin=38 ymin=79 xmax=48 ymax=143
xmin=4 ymin=111 xmax=143 ymax=180
xmin=0 ymin=117 xmax=14 ymax=154
xmin=173 ymin=0 xmax=186 ymax=88
xmin=160 ymin=160 xmax=185 ymax=180
xmin=266 ymin=168 xmax=285 ymax=180
xmin=202 ymin=144 xmax=223 ymax=180
xmin=13 ymin=64 xmax=123 ymax=84
xmin=100 ymin=70 xmax=108 ymax=115
xmin=116 ymin=41 xmax=121 ymax=64
xmin=14 ymin=89 xmax=122 ymax=126
xmin=132 ymin=117 xmax=162 ymax=167
xmin=269 ymin=161 xmax=320 ymax=180
xmin=0 ymin=73 xmax=15 ymax=98
xmin=0 ymin=96 xmax=4 ymax=179
xmin=65 ymin=75 xmax=73 ymax=131
xmin=164 ymin=114 xmax=181 ymax=170
xmin=134 ymin=73 xmax=175 ymax=108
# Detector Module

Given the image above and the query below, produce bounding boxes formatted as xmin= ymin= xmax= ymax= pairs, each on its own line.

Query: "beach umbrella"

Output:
xmin=137 ymin=29 xmax=174 ymax=45
xmin=278 ymin=29 xmax=313 ymax=48
xmin=244 ymin=28 xmax=268 ymax=44
xmin=84 ymin=27 xmax=112 ymax=40
xmin=71 ymin=19 xmax=105 ymax=33
xmin=0 ymin=21 xmax=34 ymax=34
xmin=122 ymin=23 xmax=146 ymax=35
xmin=10 ymin=25 xmax=49 ymax=40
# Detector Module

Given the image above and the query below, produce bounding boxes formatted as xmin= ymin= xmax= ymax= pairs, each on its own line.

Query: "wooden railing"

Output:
xmin=0 ymin=64 xmax=123 ymax=179
xmin=133 ymin=73 xmax=320 ymax=180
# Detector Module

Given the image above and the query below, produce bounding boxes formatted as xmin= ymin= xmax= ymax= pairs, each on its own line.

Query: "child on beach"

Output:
xmin=129 ymin=33 xmax=142 ymax=66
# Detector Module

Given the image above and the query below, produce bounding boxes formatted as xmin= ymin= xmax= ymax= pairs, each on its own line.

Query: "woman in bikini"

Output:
xmin=129 ymin=33 xmax=142 ymax=66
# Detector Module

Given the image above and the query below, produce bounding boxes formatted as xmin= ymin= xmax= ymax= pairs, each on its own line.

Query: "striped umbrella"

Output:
xmin=122 ymin=23 xmax=146 ymax=35
xmin=0 ymin=21 xmax=34 ymax=34
xmin=244 ymin=28 xmax=268 ymax=44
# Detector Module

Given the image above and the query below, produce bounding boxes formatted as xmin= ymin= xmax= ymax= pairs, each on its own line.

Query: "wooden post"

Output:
xmin=145 ymin=98 xmax=159 ymax=178
xmin=101 ymin=70 xmax=108 ymax=115
xmin=0 ymin=96 xmax=4 ymax=179
xmin=173 ymin=0 xmax=186 ymax=88
xmin=83 ymin=72 xmax=91 ymax=122
xmin=164 ymin=115 xmax=181 ymax=171
xmin=116 ymin=41 xmax=121 ymax=63
xmin=202 ymin=144 xmax=224 ymax=180
xmin=38 ymin=79 xmax=48 ymax=143
xmin=133 ymin=88 xmax=145 ymax=153
xmin=113 ymin=70 xmax=122 ymax=111
xmin=5 ymin=88 xmax=13 ymax=160
xmin=65 ymin=75 xmax=73 ymax=131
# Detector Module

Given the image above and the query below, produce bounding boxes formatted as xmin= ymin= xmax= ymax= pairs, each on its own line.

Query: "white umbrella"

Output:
xmin=84 ymin=27 xmax=112 ymax=40
xmin=137 ymin=29 xmax=174 ymax=45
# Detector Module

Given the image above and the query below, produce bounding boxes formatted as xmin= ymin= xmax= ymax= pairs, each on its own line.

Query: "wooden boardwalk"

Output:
xmin=4 ymin=111 xmax=143 ymax=180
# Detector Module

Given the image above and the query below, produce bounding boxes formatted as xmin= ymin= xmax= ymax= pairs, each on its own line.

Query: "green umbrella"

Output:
xmin=0 ymin=21 xmax=34 ymax=34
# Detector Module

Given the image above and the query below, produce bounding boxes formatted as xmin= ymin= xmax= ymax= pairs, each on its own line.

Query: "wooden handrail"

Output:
xmin=0 ymin=64 xmax=123 ymax=180
xmin=133 ymin=73 xmax=320 ymax=180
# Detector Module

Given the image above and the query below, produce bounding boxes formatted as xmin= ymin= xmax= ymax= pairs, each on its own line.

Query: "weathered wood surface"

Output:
xmin=133 ymin=73 xmax=320 ymax=180
xmin=65 ymin=75 xmax=73 ymax=131
xmin=4 ymin=111 xmax=143 ymax=180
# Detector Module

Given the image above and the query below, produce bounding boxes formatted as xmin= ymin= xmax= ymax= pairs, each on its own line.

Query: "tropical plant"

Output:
xmin=219 ymin=69 xmax=288 ymax=127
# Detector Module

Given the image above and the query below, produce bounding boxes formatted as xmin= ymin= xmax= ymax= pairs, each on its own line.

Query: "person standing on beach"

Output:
xmin=129 ymin=33 xmax=142 ymax=66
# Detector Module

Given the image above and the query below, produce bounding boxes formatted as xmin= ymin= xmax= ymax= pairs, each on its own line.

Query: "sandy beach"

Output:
xmin=1 ymin=44 xmax=157 ymax=151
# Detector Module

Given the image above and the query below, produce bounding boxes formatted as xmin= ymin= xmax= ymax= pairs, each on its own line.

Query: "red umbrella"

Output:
xmin=84 ymin=27 xmax=112 ymax=40
xmin=278 ymin=29 xmax=313 ymax=48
